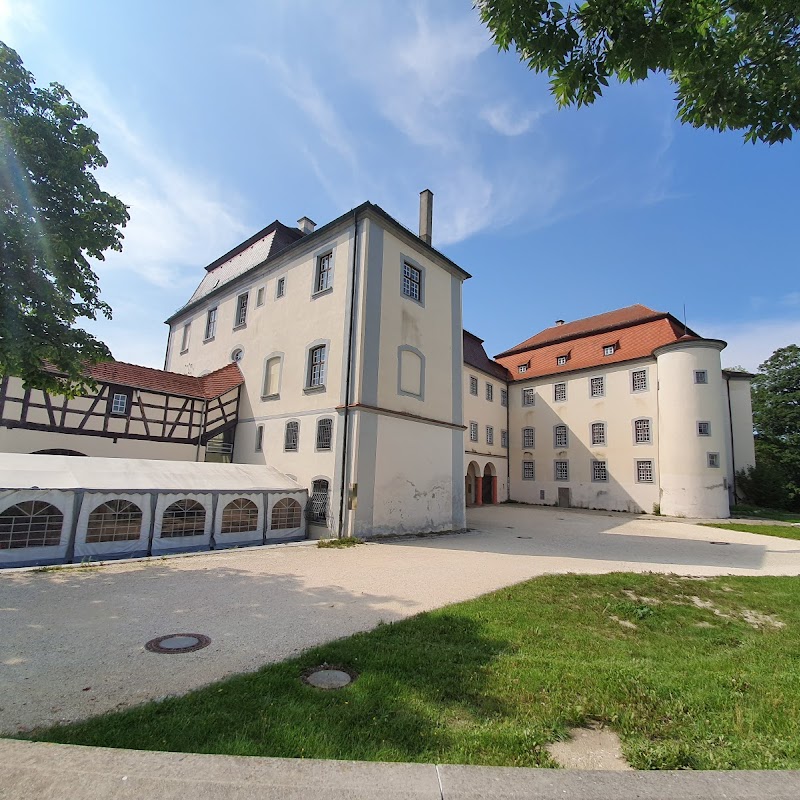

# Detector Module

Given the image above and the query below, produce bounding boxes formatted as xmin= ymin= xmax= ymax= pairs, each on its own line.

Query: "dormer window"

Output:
xmin=518 ymin=364 xmax=528 ymax=373
xmin=603 ymin=344 xmax=616 ymax=356
xmin=556 ymin=355 xmax=568 ymax=366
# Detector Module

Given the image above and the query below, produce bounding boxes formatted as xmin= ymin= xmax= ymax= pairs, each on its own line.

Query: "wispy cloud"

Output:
xmin=480 ymin=103 xmax=542 ymax=137
xmin=696 ymin=318 xmax=800 ymax=372
xmin=0 ymin=0 xmax=41 ymax=40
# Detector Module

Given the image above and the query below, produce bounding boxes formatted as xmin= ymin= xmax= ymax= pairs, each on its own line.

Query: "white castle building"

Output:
xmin=0 ymin=191 xmax=755 ymax=563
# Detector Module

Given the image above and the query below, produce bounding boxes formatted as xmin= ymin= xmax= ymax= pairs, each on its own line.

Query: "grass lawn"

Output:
xmin=701 ymin=522 xmax=800 ymax=542
xmin=25 ymin=573 xmax=800 ymax=770
xmin=730 ymin=505 xmax=800 ymax=524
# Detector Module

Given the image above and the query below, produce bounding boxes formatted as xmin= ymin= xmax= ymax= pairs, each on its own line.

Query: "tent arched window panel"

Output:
xmin=221 ymin=498 xmax=259 ymax=534
xmin=0 ymin=501 xmax=63 ymax=549
xmin=161 ymin=499 xmax=206 ymax=538
xmin=271 ymin=498 xmax=302 ymax=530
xmin=86 ymin=500 xmax=142 ymax=543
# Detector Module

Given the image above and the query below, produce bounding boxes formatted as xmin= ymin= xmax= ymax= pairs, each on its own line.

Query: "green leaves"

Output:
xmin=477 ymin=0 xmax=800 ymax=143
xmin=0 ymin=42 xmax=128 ymax=396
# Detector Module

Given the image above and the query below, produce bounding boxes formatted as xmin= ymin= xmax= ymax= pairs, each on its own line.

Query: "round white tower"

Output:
xmin=654 ymin=338 xmax=730 ymax=519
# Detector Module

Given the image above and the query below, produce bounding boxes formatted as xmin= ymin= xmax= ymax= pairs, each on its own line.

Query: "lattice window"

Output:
xmin=221 ymin=498 xmax=259 ymax=534
xmin=469 ymin=375 xmax=478 ymax=395
xmin=308 ymin=345 xmax=326 ymax=387
xmin=591 ymin=422 xmax=606 ymax=446
xmin=522 ymin=427 xmax=535 ymax=448
xmin=518 ymin=364 xmax=528 ymax=373
xmin=111 ymin=393 xmax=128 ymax=415
xmin=556 ymin=355 xmax=568 ymax=366
xmin=486 ymin=426 xmax=494 ymax=445
xmin=316 ymin=418 xmax=333 ymax=450
xmin=501 ymin=429 xmax=508 ymax=448
xmin=86 ymin=500 xmax=142 ymax=543
xmin=486 ymin=383 xmax=494 ymax=402
xmin=271 ymin=498 xmax=301 ymax=530
xmin=276 ymin=277 xmax=286 ymax=298
xmin=634 ymin=418 xmax=651 ymax=444
xmin=695 ymin=370 xmax=708 ymax=384
xmin=284 ymin=421 xmax=299 ymax=451
xmin=0 ymin=501 xmax=63 ymax=549
xmin=698 ymin=421 xmax=711 ymax=436
xmin=636 ymin=460 xmax=654 ymax=482
xmin=590 ymin=376 xmax=604 ymax=397
xmin=204 ymin=307 xmax=217 ymax=340
xmin=161 ymin=500 xmax=206 ymax=538
xmin=554 ymin=460 xmax=569 ymax=481
xmin=554 ymin=424 xmax=568 ymax=448
xmin=603 ymin=344 xmax=616 ymax=356
xmin=501 ymin=389 xmax=508 ymax=407
xmin=554 ymin=382 xmax=566 ymax=402
xmin=402 ymin=262 xmax=421 ymax=301
xmin=235 ymin=292 xmax=248 ymax=327
xmin=522 ymin=388 xmax=535 ymax=406
xmin=308 ymin=480 xmax=330 ymax=523
xmin=180 ymin=323 xmax=190 ymax=352
xmin=469 ymin=422 xmax=478 ymax=442
xmin=708 ymin=452 xmax=720 ymax=468
xmin=631 ymin=369 xmax=648 ymax=392
xmin=592 ymin=460 xmax=608 ymax=482
xmin=522 ymin=461 xmax=535 ymax=480
xmin=316 ymin=252 xmax=333 ymax=292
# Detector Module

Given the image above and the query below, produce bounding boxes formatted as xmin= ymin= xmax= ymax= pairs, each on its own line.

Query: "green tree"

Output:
xmin=477 ymin=0 xmax=800 ymax=144
xmin=0 ymin=41 xmax=128 ymax=396
xmin=750 ymin=344 xmax=800 ymax=508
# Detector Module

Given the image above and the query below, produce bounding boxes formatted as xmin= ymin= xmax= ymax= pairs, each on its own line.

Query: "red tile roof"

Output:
xmin=496 ymin=316 xmax=692 ymax=382
xmin=46 ymin=361 xmax=244 ymax=400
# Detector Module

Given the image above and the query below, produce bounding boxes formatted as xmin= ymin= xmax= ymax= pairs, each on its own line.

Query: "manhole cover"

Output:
xmin=302 ymin=665 xmax=357 ymax=690
xmin=145 ymin=633 xmax=211 ymax=654
xmin=709 ymin=541 xmax=730 ymax=546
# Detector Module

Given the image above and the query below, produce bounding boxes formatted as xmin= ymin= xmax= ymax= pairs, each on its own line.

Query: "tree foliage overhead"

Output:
xmin=477 ymin=0 xmax=800 ymax=144
xmin=0 ymin=41 xmax=128 ymax=396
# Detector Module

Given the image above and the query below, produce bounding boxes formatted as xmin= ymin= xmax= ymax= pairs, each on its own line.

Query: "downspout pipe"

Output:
xmin=338 ymin=210 xmax=360 ymax=538
xmin=726 ymin=376 xmax=737 ymax=504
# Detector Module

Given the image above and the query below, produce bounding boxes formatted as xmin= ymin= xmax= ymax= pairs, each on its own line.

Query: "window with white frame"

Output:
xmin=694 ymin=370 xmax=708 ymax=384
xmin=255 ymin=425 xmax=264 ymax=452
xmin=0 ymin=501 xmax=63 ymax=549
xmin=501 ymin=429 xmax=508 ymax=448
xmin=469 ymin=375 xmax=478 ymax=395
xmin=204 ymin=307 xmax=217 ymax=340
xmin=315 ymin=252 xmax=333 ymax=293
xmin=180 ymin=323 xmax=190 ymax=352
xmin=697 ymin=421 xmax=711 ymax=436
xmin=110 ymin=392 xmax=128 ymax=415
xmin=262 ymin=356 xmax=282 ymax=397
xmin=634 ymin=418 xmax=651 ymax=444
xmin=522 ymin=427 xmax=535 ymax=448
xmin=590 ymin=376 xmax=605 ymax=397
xmin=554 ymin=382 xmax=566 ymax=402
xmin=501 ymin=389 xmax=508 ymax=407
xmin=402 ymin=262 xmax=422 ymax=301
xmin=469 ymin=421 xmax=478 ymax=442
xmin=316 ymin=418 xmax=333 ymax=450
xmin=486 ymin=426 xmax=494 ymax=445
xmin=518 ymin=364 xmax=528 ymax=373
xmin=522 ymin=388 xmax=535 ymax=406
xmin=554 ymin=424 xmax=568 ymax=448
xmin=636 ymin=459 xmax=654 ymax=482
xmin=234 ymin=292 xmax=248 ymax=327
xmin=86 ymin=500 xmax=142 ymax=543
xmin=591 ymin=422 xmax=606 ymax=446
xmin=307 ymin=345 xmax=326 ymax=388
xmin=276 ymin=276 xmax=286 ymax=298
xmin=631 ymin=369 xmax=648 ymax=392
xmin=592 ymin=460 xmax=608 ymax=481
xmin=556 ymin=355 xmax=568 ymax=366
xmin=256 ymin=287 xmax=265 ymax=307
xmin=522 ymin=461 xmax=535 ymax=480
xmin=554 ymin=460 xmax=569 ymax=481
xmin=603 ymin=344 xmax=616 ymax=356
xmin=707 ymin=452 xmax=720 ymax=468
xmin=284 ymin=420 xmax=299 ymax=451
xmin=486 ymin=383 xmax=494 ymax=402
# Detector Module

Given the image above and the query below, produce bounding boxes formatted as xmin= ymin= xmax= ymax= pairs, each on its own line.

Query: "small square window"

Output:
xmin=234 ymin=292 xmax=248 ymax=327
xmin=592 ymin=460 xmax=608 ymax=482
xmin=501 ymin=429 xmax=508 ymax=448
xmin=590 ymin=376 xmax=605 ymax=397
xmin=486 ymin=426 xmax=494 ymax=445
xmin=554 ymin=382 xmax=566 ymax=402
xmin=634 ymin=418 xmax=651 ymax=444
xmin=276 ymin=277 xmax=286 ymax=298
xmin=694 ymin=370 xmax=708 ymax=384
xmin=522 ymin=388 xmax=536 ymax=406
xmin=111 ymin=392 xmax=128 ymax=415
xmin=631 ymin=369 xmax=648 ymax=392
xmin=486 ymin=383 xmax=494 ymax=402
xmin=402 ymin=262 xmax=422 ymax=301
xmin=591 ymin=422 xmax=606 ymax=446
xmin=603 ymin=344 xmax=616 ymax=356
xmin=204 ymin=307 xmax=217 ymax=340
xmin=523 ymin=461 xmax=535 ymax=480
xmin=518 ymin=364 xmax=528 ymax=373
xmin=522 ymin=427 xmax=535 ymax=449
xmin=469 ymin=375 xmax=478 ymax=395
xmin=636 ymin=460 xmax=654 ymax=482
xmin=708 ymin=452 xmax=720 ymax=468
xmin=256 ymin=287 xmax=265 ymax=307
xmin=315 ymin=252 xmax=333 ymax=293
xmin=556 ymin=355 xmax=568 ymax=366
xmin=500 ymin=389 xmax=508 ymax=407
xmin=697 ymin=421 xmax=711 ymax=436
xmin=554 ymin=460 xmax=569 ymax=481
xmin=469 ymin=422 xmax=478 ymax=442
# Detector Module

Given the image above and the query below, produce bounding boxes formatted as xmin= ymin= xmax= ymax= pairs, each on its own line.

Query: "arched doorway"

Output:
xmin=483 ymin=462 xmax=498 ymax=505
xmin=465 ymin=461 xmax=480 ymax=506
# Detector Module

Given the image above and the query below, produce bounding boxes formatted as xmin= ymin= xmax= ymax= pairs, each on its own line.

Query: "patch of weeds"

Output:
xmin=609 ymin=599 xmax=656 ymax=621
xmin=317 ymin=537 xmax=364 ymax=549
xmin=652 ymin=503 xmax=662 ymax=516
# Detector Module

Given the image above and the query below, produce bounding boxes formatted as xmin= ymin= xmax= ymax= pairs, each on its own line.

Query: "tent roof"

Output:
xmin=0 ymin=454 xmax=302 ymax=493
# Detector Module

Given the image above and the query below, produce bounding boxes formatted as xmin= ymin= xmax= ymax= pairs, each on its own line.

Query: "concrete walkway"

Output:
xmin=3 ymin=505 xmax=800 ymax=734
xmin=2 ymin=739 xmax=799 ymax=799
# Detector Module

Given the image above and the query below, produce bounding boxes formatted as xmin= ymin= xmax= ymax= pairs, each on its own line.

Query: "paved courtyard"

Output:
xmin=2 ymin=505 xmax=800 ymax=734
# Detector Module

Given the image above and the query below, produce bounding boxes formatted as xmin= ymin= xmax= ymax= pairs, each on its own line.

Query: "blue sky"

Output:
xmin=3 ymin=0 xmax=798 ymax=371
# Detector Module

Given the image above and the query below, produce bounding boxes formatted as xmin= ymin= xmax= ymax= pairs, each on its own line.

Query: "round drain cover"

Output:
xmin=302 ymin=665 xmax=357 ymax=690
xmin=145 ymin=633 xmax=211 ymax=654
